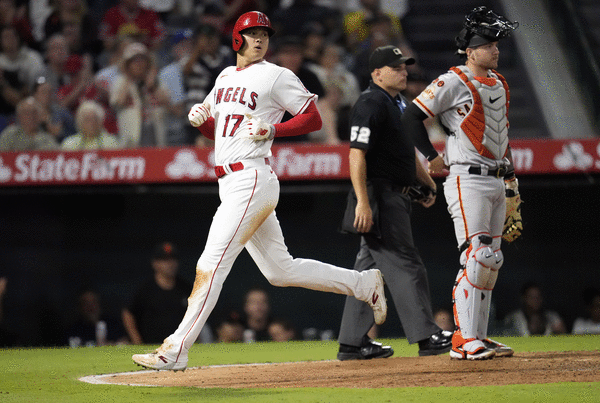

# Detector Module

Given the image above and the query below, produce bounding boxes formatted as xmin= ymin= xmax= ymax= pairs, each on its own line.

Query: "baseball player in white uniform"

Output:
xmin=402 ymin=6 xmax=520 ymax=360
xmin=132 ymin=11 xmax=386 ymax=371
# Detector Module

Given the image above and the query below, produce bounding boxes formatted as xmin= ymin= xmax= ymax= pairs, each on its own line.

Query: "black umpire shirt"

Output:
xmin=349 ymin=81 xmax=416 ymax=186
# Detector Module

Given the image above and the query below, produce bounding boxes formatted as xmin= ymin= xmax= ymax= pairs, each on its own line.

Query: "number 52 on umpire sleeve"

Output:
xmin=350 ymin=126 xmax=370 ymax=144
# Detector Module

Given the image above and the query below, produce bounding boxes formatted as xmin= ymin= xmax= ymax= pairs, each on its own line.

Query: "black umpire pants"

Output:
xmin=338 ymin=184 xmax=441 ymax=346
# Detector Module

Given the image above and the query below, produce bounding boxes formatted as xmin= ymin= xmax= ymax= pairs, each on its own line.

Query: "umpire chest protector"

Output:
xmin=450 ymin=66 xmax=510 ymax=160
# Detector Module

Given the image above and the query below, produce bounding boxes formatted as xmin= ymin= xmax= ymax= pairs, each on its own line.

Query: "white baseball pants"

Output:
xmin=444 ymin=167 xmax=506 ymax=343
xmin=165 ymin=163 xmax=377 ymax=361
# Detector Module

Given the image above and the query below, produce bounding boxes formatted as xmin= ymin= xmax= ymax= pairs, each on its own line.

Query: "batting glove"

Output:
xmin=188 ymin=103 xmax=211 ymax=127
xmin=238 ymin=114 xmax=275 ymax=141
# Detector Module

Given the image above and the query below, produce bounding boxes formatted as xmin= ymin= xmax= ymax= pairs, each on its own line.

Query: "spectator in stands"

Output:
xmin=135 ymin=0 xmax=177 ymax=23
xmin=66 ymin=288 xmax=128 ymax=347
xmin=0 ymin=96 xmax=58 ymax=150
xmin=0 ymin=24 xmax=45 ymax=130
xmin=242 ymin=287 xmax=272 ymax=343
xmin=98 ymin=0 xmax=166 ymax=54
xmin=270 ymin=35 xmax=339 ymax=143
xmin=271 ymin=0 xmax=340 ymax=39
xmin=44 ymin=0 xmax=102 ymax=60
xmin=42 ymin=33 xmax=72 ymax=90
xmin=32 ymin=75 xmax=75 ymax=143
xmin=503 ymin=282 xmax=567 ymax=336
xmin=572 ymin=287 xmax=600 ymax=335
xmin=94 ymin=36 xmax=133 ymax=135
xmin=122 ymin=241 xmax=214 ymax=344
xmin=268 ymin=317 xmax=297 ymax=342
xmin=0 ymin=0 xmax=37 ymax=49
xmin=350 ymin=14 xmax=417 ymax=90
xmin=301 ymin=21 xmax=327 ymax=66
xmin=55 ymin=52 xmax=96 ymax=114
xmin=308 ymin=41 xmax=360 ymax=141
xmin=342 ymin=0 xmax=404 ymax=51
xmin=62 ymin=100 xmax=120 ymax=150
xmin=110 ymin=41 xmax=170 ymax=147
xmin=158 ymin=28 xmax=194 ymax=146
xmin=215 ymin=310 xmax=245 ymax=343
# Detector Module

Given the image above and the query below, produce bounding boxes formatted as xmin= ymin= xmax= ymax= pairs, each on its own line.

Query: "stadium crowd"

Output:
xmin=0 ymin=0 xmax=419 ymax=150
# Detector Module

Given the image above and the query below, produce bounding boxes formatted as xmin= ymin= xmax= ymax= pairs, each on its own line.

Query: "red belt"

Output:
xmin=214 ymin=158 xmax=269 ymax=178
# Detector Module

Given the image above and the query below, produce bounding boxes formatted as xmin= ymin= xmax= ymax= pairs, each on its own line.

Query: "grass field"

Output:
xmin=1 ymin=335 xmax=599 ymax=402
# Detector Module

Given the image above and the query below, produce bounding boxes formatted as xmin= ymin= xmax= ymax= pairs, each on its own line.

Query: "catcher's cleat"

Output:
xmin=367 ymin=269 xmax=387 ymax=325
xmin=132 ymin=351 xmax=187 ymax=371
xmin=450 ymin=340 xmax=495 ymax=360
xmin=482 ymin=338 xmax=514 ymax=357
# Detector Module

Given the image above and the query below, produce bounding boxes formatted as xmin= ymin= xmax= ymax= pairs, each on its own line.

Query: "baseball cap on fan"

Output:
xmin=369 ymin=45 xmax=415 ymax=72
xmin=153 ymin=242 xmax=178 ymax=260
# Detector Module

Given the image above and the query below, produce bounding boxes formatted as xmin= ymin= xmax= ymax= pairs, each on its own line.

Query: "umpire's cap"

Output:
xmin=369 ymin=45 xmax=415 ymax=72
xmin=153 ymin=242 xmax=178 ymax=260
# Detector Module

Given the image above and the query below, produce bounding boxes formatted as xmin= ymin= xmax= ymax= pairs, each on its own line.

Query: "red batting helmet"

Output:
xmin=232 ymin=11 xmax=275 ymax=52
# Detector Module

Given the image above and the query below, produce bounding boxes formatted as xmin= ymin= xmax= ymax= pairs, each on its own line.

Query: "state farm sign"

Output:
xmin=10 ymin=153 xmax=145 ymax=182
xmin=1 ymin=139 xmax=599 ymax=187
xmin=0 ymin=144 xmax=349 ymax=187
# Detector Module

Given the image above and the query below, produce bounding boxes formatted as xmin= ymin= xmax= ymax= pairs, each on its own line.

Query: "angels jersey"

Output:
xmin=204 ymin=60 xmax=317 ymax=165
xmin=413 ymin=65 xmax=510 ymax=168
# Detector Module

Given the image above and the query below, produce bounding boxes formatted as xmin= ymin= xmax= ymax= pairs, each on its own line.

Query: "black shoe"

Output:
xmin=418 ymin=330 xmax=453 ymax=356
xmin=337 ymin=337 xmax=394 ymax=361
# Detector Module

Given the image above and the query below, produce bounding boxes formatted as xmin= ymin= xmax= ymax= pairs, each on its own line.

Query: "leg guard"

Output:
xmin=453 ymin=235 xmax=497 ymax=343
xmin=478 ymin=237 xmax=503 ymax=339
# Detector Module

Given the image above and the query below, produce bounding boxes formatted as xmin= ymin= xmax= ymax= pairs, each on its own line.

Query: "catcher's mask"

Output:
xmin=232 ymin=11 xmax=275 ymax=52
xmin=455 ymin=6 xmax=518 ymax=55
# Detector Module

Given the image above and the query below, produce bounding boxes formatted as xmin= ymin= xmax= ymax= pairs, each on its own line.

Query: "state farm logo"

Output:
xmin=165 ymin=150 xmax=208 ymax=179
xmin=1 ymin=153 xmax=145 ymax=183
xmin=553 ymin=142 xmax=594 ymax=170
xmin=271 ymin=148 xmax=342 ymax=176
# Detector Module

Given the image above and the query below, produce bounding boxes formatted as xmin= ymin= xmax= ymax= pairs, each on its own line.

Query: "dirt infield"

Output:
xmin=97 ymin=351 xmax=600 ymax=388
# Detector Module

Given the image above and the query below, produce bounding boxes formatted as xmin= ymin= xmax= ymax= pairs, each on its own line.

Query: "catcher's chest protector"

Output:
xmin=450 ymin=66 xmax=509 ymax=160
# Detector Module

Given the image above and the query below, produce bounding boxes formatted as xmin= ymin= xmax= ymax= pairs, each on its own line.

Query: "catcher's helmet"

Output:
xmin=455 ymin=6 xmax=518 ymax=54
xmin=232 ymin=11 xmax=275 ymax=52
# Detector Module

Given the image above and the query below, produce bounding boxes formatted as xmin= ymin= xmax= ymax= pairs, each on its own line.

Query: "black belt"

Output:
xmin=468 ymin=166 xmax=507 ymax=178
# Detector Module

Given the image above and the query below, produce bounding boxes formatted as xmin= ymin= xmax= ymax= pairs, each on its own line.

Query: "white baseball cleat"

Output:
xmin=367 ymin=269 xmax=387 ymax=325
xmin=482 ymin=338 xmax=514 ymax=357
xmin=132 ymin=350 xmax=188 ymax=371
xmin=450 ymin=340 xmax=496 ymax=360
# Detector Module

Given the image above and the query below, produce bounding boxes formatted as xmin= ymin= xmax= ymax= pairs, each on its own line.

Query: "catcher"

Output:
xmin=402 ymin=6 xmax=522 ymax=360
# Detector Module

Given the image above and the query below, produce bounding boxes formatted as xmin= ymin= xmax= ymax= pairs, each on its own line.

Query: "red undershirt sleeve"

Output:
xmin=196 ymin=102 xmax=322 ymax=140
xmin=272 ymin=101 xmax=322 ymax=137
xmin=196 ymin=117 xmax=215 ymax=140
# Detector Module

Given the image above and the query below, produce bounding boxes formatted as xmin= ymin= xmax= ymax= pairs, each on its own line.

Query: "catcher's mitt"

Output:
xmin=503 ymin=178 xmax=523 ymax=242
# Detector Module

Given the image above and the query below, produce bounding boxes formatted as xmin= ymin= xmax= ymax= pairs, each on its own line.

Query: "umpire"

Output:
xmin=337 ymin=45 xmax=452 ymax=359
